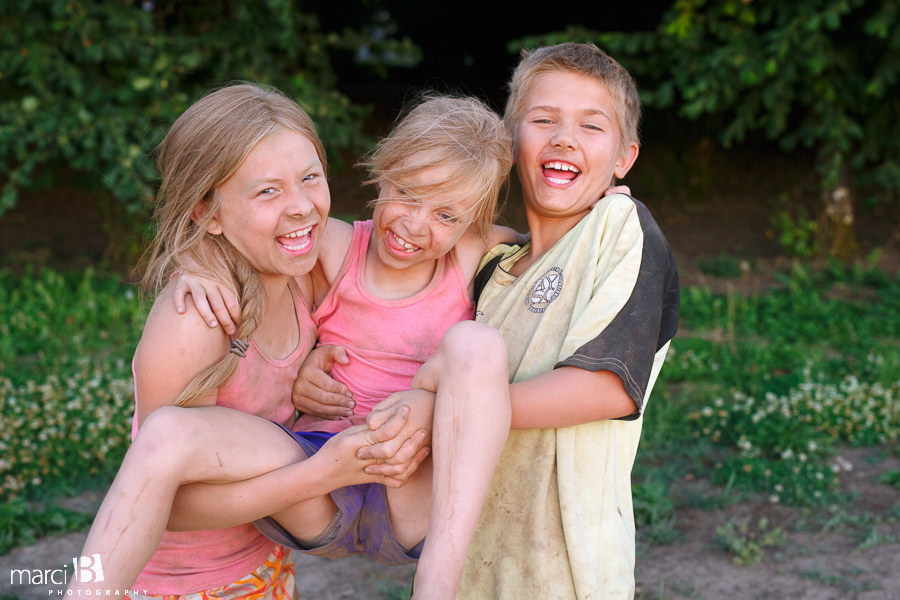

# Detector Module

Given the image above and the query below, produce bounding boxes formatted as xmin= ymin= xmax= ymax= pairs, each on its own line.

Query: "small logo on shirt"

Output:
xmin=526 ymin=267 xmax=563 ymax=313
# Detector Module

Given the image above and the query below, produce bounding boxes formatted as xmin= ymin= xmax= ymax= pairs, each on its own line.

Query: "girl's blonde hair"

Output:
xmin=142 ymin=83 xmax=326 ymax=407
xmin=363 ymin=94 xmax=512 ymax=239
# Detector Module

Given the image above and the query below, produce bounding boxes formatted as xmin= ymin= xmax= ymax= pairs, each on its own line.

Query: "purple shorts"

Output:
xmin=252 ymin=424 xmax=423 ymax=566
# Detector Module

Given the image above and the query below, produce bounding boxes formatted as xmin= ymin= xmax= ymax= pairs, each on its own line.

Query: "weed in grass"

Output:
xmin=378 ymin=580 xmax=412 ymax=600
xmin=0 ymin=500 xmax=93 ymax=554
xmin=878 ymin=469 xmax=900 ymax=489
xmin=716 ymin=517 xmax=787 ymax=565
xmin=855 ymin=527 xmax=900 ymax=552
xmin=695 ymin=253 xmax=746 ymax=278
xmin=798 ymin=568 xmax=878 ymax=592
xmin=669 ymin=578 xmax=702 ymax=598
xmin=633 ymin=479 xmax=679 ymax=546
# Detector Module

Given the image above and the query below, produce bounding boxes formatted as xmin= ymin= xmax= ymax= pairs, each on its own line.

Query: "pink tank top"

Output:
xmin=295 ymin=220 xmax=475 ymax=434
xmin=131 ymin=279 xmax=316 ymax=594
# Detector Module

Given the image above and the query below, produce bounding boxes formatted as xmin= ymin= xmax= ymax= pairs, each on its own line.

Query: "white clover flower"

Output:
xmin=769 ymin=495 xmax=780 ymax=504
xmin=798 ymin=452 xmax=807 ymax=462
xmin=774 ymin=484 xmax=783 ymax=492
xmin=781 ymin=449 xmax=794 ymax=460
xmin=808 ymin=441 xmax=818 ymax=452
xmin=816 ymin=472 xmax=825 ymax=480
xmin=701 ymin=407 xmax=713 ymax=417
xmin=714 ymin=397 xmax=724 ymax=407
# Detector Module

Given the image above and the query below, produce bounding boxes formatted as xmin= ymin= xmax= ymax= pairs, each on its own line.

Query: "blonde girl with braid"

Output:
xmin=70 ymin=89 xmax=516 ymax=600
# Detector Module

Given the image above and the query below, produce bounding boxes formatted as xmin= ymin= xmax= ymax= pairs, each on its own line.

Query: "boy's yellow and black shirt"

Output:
xmin=461 ymin=194 xmax=679 ymax=600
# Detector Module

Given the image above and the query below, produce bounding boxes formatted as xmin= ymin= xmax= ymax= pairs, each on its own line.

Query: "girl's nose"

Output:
xmin=286 ymin=189 xmax=314 ymax=218
xmin=403 ymin=206 xmax=430 ymax=235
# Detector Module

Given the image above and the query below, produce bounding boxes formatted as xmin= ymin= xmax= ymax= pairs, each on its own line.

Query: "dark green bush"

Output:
xmin=0 ymin=0 xmax=418 ymax=216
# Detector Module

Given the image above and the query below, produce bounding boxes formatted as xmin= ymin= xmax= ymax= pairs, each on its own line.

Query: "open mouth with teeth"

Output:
xmin=542 ymin=161 xmax=581 ymax=185
xmin=386 ymin=229 xmax=422 ymax=254
xmin=276 ymin=226 xmax=314 ymax=253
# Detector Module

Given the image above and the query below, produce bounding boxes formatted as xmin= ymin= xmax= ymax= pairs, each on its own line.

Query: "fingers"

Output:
xmin=365 ymin=398 xmax=400 ymax=431
xmin=604 ymin=185 xmax=631 ymax=197
xmin=306 ymin=366 xmax=352 ymax=397
xmin=222 ymin=293 xmax=242 ymax=329
xmin=189 ymin=284 xmax=220 ymax=329
xmin=362 ymin=405 xmax=409 ymax=447
xmin=377 ymin=446 xmax=432 ymax=488
xmin=360 ymin=427 xmax=427 ymax=463
xmin=322 ymin=345 xmax=350 ymax=368
xmin=207 ymin=289 xmax=238 ymax=335
xmin=173 ymin=278 xmax=190 ymax=315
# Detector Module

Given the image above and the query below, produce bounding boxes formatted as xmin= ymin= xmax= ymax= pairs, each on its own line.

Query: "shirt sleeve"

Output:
xmin=554 ymin=199 xmax=680 ymax=419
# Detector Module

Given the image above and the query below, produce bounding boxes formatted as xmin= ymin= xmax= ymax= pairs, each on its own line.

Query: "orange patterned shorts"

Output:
xmin=128 ymin=545 xmax=295 ymax=600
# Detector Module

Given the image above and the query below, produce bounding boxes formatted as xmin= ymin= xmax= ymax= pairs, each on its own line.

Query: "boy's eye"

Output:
xmin=259 ymin=187 xmax=276 ymax=196
xmin=584 ymin=124 xmax=603 ymax=131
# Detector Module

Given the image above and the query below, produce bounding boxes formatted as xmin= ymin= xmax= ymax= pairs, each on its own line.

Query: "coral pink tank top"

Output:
xmin=295 ymin=220 xmax=475 ymax=434
xmin=131 ymin=279 xmax=316 ymax=594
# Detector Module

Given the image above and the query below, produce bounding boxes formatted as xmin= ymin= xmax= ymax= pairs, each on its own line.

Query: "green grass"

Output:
xmin=636 ymin=261 xmax=900 ymax=532
xmin=0 ymin=268 xmax=145 ymax=497
xmin=2 ymin=262 xmax=900 ymax=554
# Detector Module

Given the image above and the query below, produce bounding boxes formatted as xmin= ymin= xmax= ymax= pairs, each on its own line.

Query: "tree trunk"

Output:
xmin=817 ymin=161 xmax=859 ymax=260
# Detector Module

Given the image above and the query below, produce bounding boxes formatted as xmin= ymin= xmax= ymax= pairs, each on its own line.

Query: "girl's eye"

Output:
xmin=302 ymin=173 xmax=317 ymax=183
xmin=584 ymin=124 xmax=603 ymax=131
xmin=438 ymin=212 xmax=458 ymax=223
xmin=259 ymin=187 xmax=276 ymax=196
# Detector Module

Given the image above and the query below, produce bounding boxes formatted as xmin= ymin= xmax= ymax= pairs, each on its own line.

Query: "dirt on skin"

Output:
xmin=2 ymin=448 xmax=898 ymax=600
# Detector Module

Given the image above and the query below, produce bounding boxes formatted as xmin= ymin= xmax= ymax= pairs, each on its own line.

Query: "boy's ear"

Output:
xmin=192 ymin=200 xmax=223 ymax=235
xmin=613 ymin=142 xmax=640 ymax=180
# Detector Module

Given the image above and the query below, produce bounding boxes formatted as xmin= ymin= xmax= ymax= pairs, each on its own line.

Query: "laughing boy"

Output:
xmin=458 ymin=43 xmax=679 ymax=599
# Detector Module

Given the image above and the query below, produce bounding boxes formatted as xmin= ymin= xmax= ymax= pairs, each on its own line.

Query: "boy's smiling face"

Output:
xmin=514 ymin=71 xmax=638 ymax=224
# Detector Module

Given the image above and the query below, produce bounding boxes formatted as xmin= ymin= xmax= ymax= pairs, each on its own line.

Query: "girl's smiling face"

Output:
xmin=370 ymin=164 xmax=478 ymax=276
xmin=206 ymin=128 xmax=330 ymax=281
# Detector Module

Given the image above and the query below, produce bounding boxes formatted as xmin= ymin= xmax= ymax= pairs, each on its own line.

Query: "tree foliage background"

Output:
xmin=0 ymin=0 xmax=419 ymax=218
xmin=517 ymin=0 xmax=900 ymax=257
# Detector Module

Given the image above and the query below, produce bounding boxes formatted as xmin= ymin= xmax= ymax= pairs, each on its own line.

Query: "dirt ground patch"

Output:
xmin=3 ymin=448 xmax=898 ymax=600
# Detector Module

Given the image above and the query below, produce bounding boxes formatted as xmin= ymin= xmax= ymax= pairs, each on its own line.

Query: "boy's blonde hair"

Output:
xmin=504 ymin=43 xmax=641 ymax=158
xmin=142 ymin=83 xmax=326 ymax=408
xmin=363 ymin=94 xmax=512 ymax=239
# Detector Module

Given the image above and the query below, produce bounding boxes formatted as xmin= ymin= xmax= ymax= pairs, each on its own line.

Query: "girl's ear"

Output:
xmin=192 ymin=199 xmax=223 ymax=235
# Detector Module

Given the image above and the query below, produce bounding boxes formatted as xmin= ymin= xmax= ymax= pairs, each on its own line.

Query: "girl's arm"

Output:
xmin=134 ymin=285 xmax=229 ymax=425
xmin=171 ymin=217 xmax=355 ymax=332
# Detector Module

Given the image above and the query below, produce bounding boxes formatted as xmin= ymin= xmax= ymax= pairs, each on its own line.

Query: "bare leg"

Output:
xmin=386 ymin=321 xmax=511 ymax=600
xmin=68 ymin=406 xmax=339 ymax=593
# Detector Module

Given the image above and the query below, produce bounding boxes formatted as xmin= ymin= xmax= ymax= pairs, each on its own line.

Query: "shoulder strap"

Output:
xmin=473 ymin=254 xmax=504 ymax=304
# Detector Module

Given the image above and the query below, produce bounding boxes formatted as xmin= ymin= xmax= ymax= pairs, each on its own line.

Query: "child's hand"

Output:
xmin=172 ymin=271 xmax=241 ymax=335
xmin=590 ymin=185 xmax=632 ymax=210
xmin=292 ymin=345 xmax=355 ymax=418
xmin=359 ymin=389 xmax=435 ymax=467
xmin=321 ymin=414 xmax=430 ymax=488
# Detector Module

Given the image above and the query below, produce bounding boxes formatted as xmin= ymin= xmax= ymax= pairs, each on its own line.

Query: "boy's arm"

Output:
xmin=507 ymin=197 xmax=679 ymax=430
xmin=508 ymin=367 xmax=635 ymax=430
